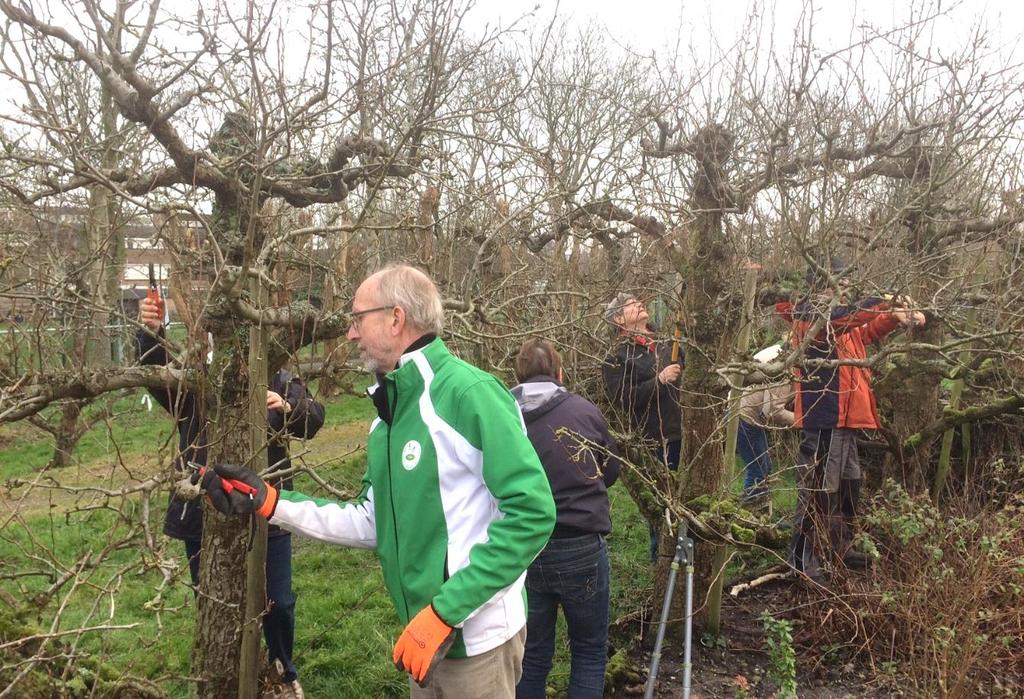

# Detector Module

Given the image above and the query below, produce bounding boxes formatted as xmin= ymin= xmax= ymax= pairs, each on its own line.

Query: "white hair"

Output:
xmin=372 ymin=264 xmax=445 ymax=334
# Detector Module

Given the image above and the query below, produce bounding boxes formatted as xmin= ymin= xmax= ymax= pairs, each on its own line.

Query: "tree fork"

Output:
xmin=932 ymin=303 xmax=977 ymax=502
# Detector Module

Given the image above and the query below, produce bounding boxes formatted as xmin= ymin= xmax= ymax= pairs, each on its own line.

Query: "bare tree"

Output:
xmin=2 ymin=0 xmax=1022 ymax=695
xmin=0 ymin=0 xmax=505 ymax=695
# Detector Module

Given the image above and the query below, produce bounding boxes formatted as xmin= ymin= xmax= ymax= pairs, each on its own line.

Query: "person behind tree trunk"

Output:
xmin=737 ymin=342 xmax=796 ymax=510
xmin=511 ymin=338 xmax=622 ymax=699
xmin=776 ymin=258 xmax=925 ymax=581
xmin=195 ymin=264 xmax=556 ymax=698
xmin=601 ymin=293 xmax=682 ymax=561
xmin=137 ymin=298 xmax=324 ymax=699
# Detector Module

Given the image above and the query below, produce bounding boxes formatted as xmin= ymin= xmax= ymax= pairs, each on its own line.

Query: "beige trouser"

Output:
xmin=409 ymin=626 xmax=527 ymax=699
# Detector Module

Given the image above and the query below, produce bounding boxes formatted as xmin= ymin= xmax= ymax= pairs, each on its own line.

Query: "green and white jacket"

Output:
xmin=270 ymin=338 xmax=555 ymax=657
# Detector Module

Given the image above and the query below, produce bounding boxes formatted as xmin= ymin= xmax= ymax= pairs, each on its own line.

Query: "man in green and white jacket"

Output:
xmin=199 ymin=264 xmax=555 ymax=697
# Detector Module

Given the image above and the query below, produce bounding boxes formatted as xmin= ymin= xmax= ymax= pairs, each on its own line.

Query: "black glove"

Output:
xmin=192 ymin=463 xmax=279 ymax=518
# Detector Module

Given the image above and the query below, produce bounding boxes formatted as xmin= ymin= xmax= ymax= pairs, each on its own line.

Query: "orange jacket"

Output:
xmin=776 ymin=299 xmax=902 ymax=430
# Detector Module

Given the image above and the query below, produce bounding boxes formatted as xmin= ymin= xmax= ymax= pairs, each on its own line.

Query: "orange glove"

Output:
xmin=392 ymin=604 xmax=456 ymax=687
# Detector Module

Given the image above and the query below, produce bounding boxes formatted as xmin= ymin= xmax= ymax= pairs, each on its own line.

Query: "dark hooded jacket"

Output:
xmin=512 ymin=376 xmax=621 ymax=538
xmin=137 ymin=329 xmax=325 ymax=540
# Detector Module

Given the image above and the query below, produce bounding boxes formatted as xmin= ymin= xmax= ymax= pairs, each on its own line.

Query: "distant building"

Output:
xmin=1 ymin=206 xmax=207 ymax=321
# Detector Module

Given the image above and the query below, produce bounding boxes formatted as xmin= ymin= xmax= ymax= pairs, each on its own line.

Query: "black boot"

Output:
xmin=842 ymin=549 xmax=873 ymax=570
xmin=839 ymin=479 xmax=872 ymax=569
xmin=840 ymin=478 xmax=861 ymax=519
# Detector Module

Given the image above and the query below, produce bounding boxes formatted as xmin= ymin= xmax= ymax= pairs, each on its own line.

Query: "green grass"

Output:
xmin=0 ymin=507 xmax=196 ymax=692
xmin=0 ymin=507 xmax=402 ymax=697
xmin=0 ymin=380 xmax=374 ymax=482
xmin=0 ymin=437 xmax=59 ymax=481
xmin=291 ymin=540 xmax=405 ymax=697
xmin=0 ymin=388 xmax=393 ymax=696
xmin=318 ymin=385 xmax=375 ymax=424
xmin=0 ymin=393 xmax=177 ymax=481
xmin=2 ymin=383 xmax=797 ymax=697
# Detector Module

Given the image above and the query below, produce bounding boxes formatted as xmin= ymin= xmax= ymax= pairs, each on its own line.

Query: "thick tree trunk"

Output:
xmin=669 ymin=222 xmax=730 ymax=631
xmin=879 ymin=159 xmax=946 ymax=492
xmin=192 ymin=322 xmax=258 ymax=698
xmin=419 ymin=185 xmax=439 ymax=268
xmin=240 ymin=279 xmax=270 ymax=697
xmin=653 ymin=124 xmax=737 ymax=634
xmin=879 ymin=216 xmax=947 ymax=493
xmin=194 ymin=507 xmax=253 ymax=698
xmin=82 ymin=76 xmax=126 ymax=369
xmin=885 ymin=321 xmax=942 ymax=492
xmin=51 ymin=78 xmax=126 ymax=464
xmin=318 ymin=208 xmax=353 ymax=398
xmin=192 ymin=174 xmax=271 ymax=696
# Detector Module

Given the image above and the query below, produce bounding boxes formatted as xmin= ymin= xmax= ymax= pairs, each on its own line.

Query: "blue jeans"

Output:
xmin=184 ymin=533 xmax=298 ymax=682
xmin=650 ymin=440 xmax=682 ymax=561
xmin=516 ymin=534 xmax=610 ymax=699
xmin=737 ymin=419 xmax=773 ymax=494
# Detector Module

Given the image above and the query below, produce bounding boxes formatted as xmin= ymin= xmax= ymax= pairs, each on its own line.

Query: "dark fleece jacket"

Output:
xmin=602 ymin=335 xmax=682 ymax=444
xmin=137 ymin=329 xmax=324 ymax=540
xmin=513 ymin=376 xmax=621 ymax=538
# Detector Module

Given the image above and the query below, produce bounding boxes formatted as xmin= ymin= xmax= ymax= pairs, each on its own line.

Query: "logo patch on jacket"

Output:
xmin=401 ymin=440 xmax=422 ymax=470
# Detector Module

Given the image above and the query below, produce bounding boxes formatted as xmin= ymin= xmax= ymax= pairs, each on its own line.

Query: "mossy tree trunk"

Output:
xmin=191 ymin=127 xmax=272 ymax=697
xmin=651 ymin=124 xmax=739 ymax=633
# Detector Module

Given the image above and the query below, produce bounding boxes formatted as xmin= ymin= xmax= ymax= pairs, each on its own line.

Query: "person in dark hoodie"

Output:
xmin=137 ymin=296 xmax=324 ymax=699
xmin=512 ymin=338 xmax=622 ymax=699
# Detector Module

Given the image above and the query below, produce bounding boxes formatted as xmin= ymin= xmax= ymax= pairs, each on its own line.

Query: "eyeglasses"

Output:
xmin=345 ymin=304 xmax=394 ymax=329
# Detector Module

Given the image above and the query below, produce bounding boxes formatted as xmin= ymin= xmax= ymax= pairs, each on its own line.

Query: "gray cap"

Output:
xmin=604 ymin=292 xmax=634 ymax=324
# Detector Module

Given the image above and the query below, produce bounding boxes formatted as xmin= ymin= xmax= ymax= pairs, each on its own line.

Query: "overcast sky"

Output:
xmin=2 ymin=0 xmax=1020 ymax=139
xmin=3 ymin=1 xmax=1020 ymax=105
xmin=464 ymin=0 xmax=1023 ymax=64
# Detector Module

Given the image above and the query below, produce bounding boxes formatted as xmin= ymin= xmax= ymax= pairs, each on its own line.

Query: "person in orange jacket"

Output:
xmin=777 ymin=259 xmax=925 ymax=580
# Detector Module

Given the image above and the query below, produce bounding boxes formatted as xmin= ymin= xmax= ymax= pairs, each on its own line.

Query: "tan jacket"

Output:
xmin=739 ymin=343 xmax=796 ymax=427
xmin=739 ymin=382 xmax=796 ymax=427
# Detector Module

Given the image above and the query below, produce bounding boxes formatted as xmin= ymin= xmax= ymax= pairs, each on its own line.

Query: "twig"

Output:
xmin=730 ymin=565 xmax=794 ymax=597
xmin=0 ymin=623 xmax=141 ymax=650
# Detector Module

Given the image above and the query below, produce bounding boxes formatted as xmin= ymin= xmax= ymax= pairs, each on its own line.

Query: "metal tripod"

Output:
xmin=644 ymin=513 xmax=695 ymax=699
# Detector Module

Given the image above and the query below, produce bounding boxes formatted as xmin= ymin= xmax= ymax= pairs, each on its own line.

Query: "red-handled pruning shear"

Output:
xmin=147 ymin=262 xmax=166 ymax=319
xmin=187 ymin=462 xmax=258 ymax=497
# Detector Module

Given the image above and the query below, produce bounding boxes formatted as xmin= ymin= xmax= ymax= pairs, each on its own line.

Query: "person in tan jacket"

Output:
xmin=737 ymin=343 xmax=795 ymax=506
